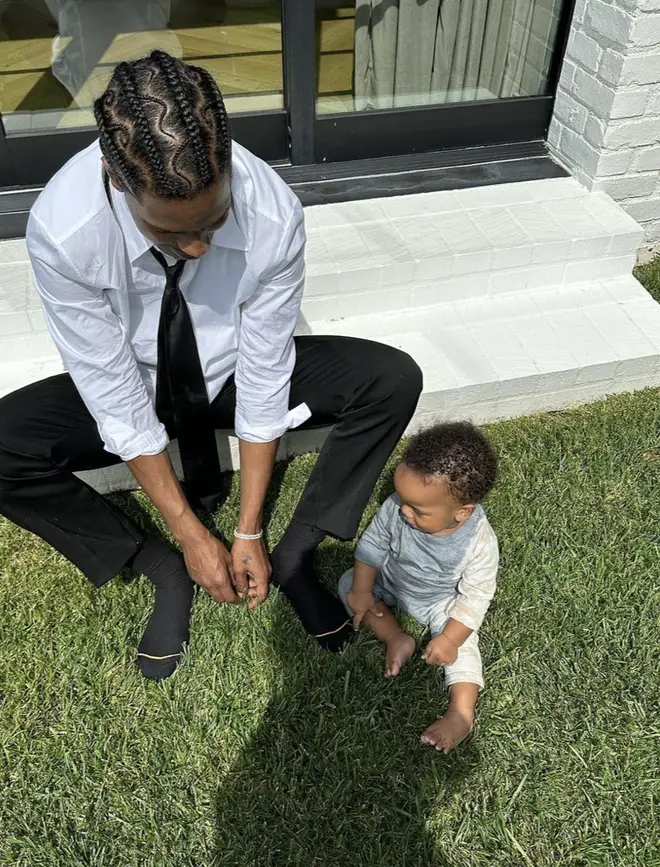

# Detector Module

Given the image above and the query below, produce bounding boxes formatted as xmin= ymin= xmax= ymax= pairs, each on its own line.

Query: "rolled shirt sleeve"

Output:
xmin=27 ymin=215 xmax=168 ymax=462
xmin=355 ymin=496 xmax=398 ymax=570
xmin=233 ymin=201 xmax=311 ymax=443
xmin=447 ymin=521 xmax=499 ymax=632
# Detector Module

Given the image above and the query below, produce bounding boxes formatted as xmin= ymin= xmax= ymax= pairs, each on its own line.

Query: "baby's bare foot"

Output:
xmin=384 ymin=632 xmax=415 ymax=678
xmin=421 ymin=708 xmax=474 ymax=754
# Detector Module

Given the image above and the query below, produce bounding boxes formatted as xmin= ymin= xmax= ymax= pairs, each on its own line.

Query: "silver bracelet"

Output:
xmin=234 ymin=529 xmax=263 ymax=541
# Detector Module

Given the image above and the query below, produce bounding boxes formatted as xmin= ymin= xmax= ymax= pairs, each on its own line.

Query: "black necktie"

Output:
xmin=150 ymin=247 xmax=222 ymax=511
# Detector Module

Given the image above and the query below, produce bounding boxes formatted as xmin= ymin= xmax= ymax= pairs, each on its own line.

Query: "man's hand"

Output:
xmin=181 ymin=529 xmax=240 ymax=605
xmin=347 ymin=588 xmax=382 ymax=629
xmin=231 ymin=537 xmax=271 ymax=609
xmin=422 ymin=634 xmax=458 ymax=667
xmin=127 ymin=451 xmax=239 ymax=605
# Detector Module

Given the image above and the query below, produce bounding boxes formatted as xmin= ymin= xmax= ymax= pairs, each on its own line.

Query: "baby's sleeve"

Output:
xmin=447 ymin=520 xmax=499 ymax=632
xmin=354 ymin=496 xmax=397 ymax=570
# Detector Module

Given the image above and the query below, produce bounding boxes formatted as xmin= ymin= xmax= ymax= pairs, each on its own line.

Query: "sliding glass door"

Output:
xmin=312 ymin=0 xmax=573 ymax=162
xmin=0 ymin=0 xmax=576 ymax=186
xmin=0 ymin=0 xmax=288 ymax=185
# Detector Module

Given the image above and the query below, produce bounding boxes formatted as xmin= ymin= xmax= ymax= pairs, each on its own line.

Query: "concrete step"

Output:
xmin=301 ymin=274 xmax=660 ymax=427
xmin=79 ymin=272 xmax=660 ymax=495
xmin=300 ymin=177 xmax=642 ymax=322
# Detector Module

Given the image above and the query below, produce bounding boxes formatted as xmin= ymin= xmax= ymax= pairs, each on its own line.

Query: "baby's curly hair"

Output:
xmin=402 ymin=421 xmax=498 ymax=505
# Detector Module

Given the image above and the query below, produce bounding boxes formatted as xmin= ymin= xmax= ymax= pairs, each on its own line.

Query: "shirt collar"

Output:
xmin=211 ymin=205 xmax=248 ymax=252
xmin=109 ymin=184 xmax=248 ymax=265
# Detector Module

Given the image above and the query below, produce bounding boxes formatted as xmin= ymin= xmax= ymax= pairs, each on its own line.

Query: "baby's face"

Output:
xmin=393 ymin=464 xmax=474 ymax=535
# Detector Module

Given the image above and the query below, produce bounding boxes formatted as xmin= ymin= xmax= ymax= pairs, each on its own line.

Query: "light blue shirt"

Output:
xmin=356 ymin=494 xmax=499 ymax=631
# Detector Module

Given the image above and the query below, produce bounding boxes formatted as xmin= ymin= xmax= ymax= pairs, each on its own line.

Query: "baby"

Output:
xmin=339 ymin=421 xmax=499 ymax=753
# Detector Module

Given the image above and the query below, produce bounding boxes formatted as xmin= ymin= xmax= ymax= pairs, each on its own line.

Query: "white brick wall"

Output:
xmin=550 ymin=0 xmax=660 ymax=254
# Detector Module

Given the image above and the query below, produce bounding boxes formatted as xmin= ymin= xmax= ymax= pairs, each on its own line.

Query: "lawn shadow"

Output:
xmin=212 ymin=541 xmax=479 ymax=867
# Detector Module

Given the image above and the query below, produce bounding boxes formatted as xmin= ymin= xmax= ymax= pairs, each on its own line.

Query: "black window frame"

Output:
xmin=0 ymin=0 xmax=576 ymax=185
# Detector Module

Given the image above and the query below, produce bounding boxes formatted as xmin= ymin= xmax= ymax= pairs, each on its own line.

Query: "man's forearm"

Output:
xmin=128 ymin=451 xmax=207 ymax=545
xmin=237 ymin=439 xmax=278 ymax=534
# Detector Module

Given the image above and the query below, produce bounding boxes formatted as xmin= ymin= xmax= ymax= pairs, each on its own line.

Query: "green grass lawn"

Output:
xmin=2 ymin=276 xmax=660 ymax=866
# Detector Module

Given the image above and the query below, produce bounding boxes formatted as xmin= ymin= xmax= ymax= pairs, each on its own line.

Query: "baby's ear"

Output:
xmin=456 ymin=503 xmax=475 ymax=524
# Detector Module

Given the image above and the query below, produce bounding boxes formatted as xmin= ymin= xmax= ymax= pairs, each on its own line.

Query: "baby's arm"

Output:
xmin=347 ymin=497 xmax=397 ymax=628
xmin=348 ymin=560 xmax=381 ymax=628
xmin=448 ymin=522 xmax=499 ymax=632
xmin=424 ymin=523 xmax=499 ymax=667
xmin=423 ymin=620 xmax=473 ymax=666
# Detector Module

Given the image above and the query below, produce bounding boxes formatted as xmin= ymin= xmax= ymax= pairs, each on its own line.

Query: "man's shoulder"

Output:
xmin=28 ymin=140 xmax=111 ymax=262
xmin=231 ymin=142 xmax=301 ymax=233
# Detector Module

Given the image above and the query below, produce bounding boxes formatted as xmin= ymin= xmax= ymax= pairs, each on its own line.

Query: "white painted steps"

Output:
xmin=300 ymin=177 xmax=641 ymax=323
xmin=301 ymin=275 xmax=660 ymax=429
xmin=0 ymin=175 xmax=658 ymax=493
xmin=297 ymin=175 xmax=660 ymax=430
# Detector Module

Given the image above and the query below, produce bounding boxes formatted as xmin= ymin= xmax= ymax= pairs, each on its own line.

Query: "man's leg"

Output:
xmin=275 ymin=336 xmax=422 ymax=646
xmin=211 ymin=336 xmax=422 ymax=650
xmin=287 ymin=336 xmax=423 ymax=539
xmin=0 ymin=374 xmax=194 ymax=679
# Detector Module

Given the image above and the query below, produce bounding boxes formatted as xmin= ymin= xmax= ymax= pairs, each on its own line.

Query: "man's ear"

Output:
xmin=101 ymin=157 xmax=126 ymax=193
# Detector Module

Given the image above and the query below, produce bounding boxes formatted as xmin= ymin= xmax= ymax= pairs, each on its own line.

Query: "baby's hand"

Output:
xmin=423 ymin=634 xmax=458 ymax=667
xmin=347 ymin=589 xmax=382 ymax=629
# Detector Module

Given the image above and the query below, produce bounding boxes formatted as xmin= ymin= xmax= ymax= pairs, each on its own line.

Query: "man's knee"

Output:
xmin=0 ymin=392 xmax=25 ymax=470
xmin=0 ymin=389 xmax=46 ymax=484
xmin=370 ymin=344 xmax=423 ymax=410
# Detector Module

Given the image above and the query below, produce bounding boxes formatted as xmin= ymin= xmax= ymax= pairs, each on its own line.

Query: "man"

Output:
xmin=0 ymin=51 xmax=422 ymax=680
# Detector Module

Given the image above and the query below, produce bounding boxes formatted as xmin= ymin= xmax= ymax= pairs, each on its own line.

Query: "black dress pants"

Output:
xmin=0 ymin=336 xmax=422 ymax=588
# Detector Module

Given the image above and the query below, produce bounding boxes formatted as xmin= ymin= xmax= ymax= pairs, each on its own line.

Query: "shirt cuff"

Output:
xmin=100 ymin=418 xmax=169 ymax=462
xmin=235 ymin=401 xmax=311 ymax=443
xmin=446 ymin=600 xmax=484 ymax=633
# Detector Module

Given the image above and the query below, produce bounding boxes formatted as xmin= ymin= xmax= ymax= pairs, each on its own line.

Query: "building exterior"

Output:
xmin=551 ymin=0 xmax=660 ymax=257
xmin=0 ymin=0 xmax=659 ymax=486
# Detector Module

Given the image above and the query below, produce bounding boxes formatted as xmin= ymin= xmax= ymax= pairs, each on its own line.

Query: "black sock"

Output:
xmin=271 ymin=520 xmax=353 ymax=652
xmin=132 ymin=536 xmax=195 ymax=680
xmin=270 ymin=518 xmax=327 ymax=583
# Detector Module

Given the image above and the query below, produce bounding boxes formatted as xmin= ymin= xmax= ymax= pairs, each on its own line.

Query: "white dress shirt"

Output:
xmin=26 ymin=139 xmax=311 ymax=462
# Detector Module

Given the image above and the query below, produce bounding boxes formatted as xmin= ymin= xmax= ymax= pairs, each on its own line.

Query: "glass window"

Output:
xmin=0 ymin=0 xmax=282 ymax=135
xmin=317 ymin=0 xmax=566 ymax=114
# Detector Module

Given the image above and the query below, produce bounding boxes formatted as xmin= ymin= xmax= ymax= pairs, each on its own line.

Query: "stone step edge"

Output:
xmin=78 ymin=359 xmax=660 ymax=496
xmin=301 ymin=252 xmax=638 ymax=321
xmin=77 ymin=276 xmax=660 ymax=494
xmin=303 ymin=185 xmax=643 ymax=299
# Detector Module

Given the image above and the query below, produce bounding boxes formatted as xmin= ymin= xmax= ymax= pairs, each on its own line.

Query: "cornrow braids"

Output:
xmin=402 ymin=422 xmax=498 ymax=505
xmin=93 ymin=50 xmax=232 ymax=200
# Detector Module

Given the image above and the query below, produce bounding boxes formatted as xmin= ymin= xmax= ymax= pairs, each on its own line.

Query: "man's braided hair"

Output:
xmin=94 ymin=50 xmax=231 ymax=200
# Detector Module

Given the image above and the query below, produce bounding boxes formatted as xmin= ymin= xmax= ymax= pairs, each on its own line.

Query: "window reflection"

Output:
xmin=317 ymin=0 xmax=566 ymax=113
xmin=0 ymin=0 xmax=283 ymax=133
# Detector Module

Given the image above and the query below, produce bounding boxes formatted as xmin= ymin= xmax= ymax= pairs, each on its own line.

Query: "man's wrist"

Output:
xmin=236 ymin=515 xmax=263 ymax=536
xmin=169 ymin=510 xmax=210 ymax=546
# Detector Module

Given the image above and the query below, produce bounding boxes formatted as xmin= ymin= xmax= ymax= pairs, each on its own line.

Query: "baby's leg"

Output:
xmin=421 ymin=630 xmax=483 ymax=753
xmin=338 ymin=569 xmax=415 ymax=677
